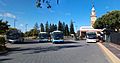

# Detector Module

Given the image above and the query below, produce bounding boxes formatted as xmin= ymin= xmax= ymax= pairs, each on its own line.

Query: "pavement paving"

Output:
xmin=103 ymin=42 xmax=120 ymax=59
xmin=0 ymin=40 xmax=110 ymax=63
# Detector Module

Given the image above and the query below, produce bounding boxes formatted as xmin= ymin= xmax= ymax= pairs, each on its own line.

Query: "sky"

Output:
xmin=0 ymin=0 xmax=120 ymax=32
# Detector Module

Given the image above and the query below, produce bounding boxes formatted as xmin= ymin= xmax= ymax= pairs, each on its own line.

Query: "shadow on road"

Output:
xmin=0 ymin=58 xmax=13 ymax=61
xmin=13 ymin=40 xmax=79 ymax=44
xmin=2 ymin=44 xmax=85 ymax=56
xmin=13 ymin=40 xmax=51 ymax=44
xmin=55 ymin=41 xmax=79 ymax=44
xmin=22 ymin=44 xmax=84 ymax=54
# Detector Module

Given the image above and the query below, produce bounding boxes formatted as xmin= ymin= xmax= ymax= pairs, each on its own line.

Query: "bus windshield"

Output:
xmin=39 ymin=34 xmax=49 ymax=39
xmin=6 ymin=30 xmax=21 ymax=39
xmin=86 ymin=33 xmax=97 ymax=39
xmin=53 ymin=33 xmax=63 ymax=39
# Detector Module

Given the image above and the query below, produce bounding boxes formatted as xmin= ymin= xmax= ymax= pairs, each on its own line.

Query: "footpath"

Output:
xmin=98 ymin=42 xmax=120 ymax=63
xmin=103 ymin=43 xmax=120 ymax=59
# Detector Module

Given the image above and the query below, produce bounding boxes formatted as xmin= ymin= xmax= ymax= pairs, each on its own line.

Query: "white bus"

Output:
xmin=86 ymin=32 xmax=97 ymax=43
xmin=38 ymin=32 xmax=50 ymax=42
xmin=51 ymin=30 xmax=64 ymax=43
xmin=6 ymin=30 xmax=24 ymax=43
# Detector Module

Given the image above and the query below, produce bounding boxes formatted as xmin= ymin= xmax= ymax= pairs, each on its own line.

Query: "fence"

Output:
xmin=110 ymin=33 xmax=120 ymax=45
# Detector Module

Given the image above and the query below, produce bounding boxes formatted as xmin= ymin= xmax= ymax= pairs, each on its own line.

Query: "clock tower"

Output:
xmin=91 ymin=1 xmax=97 ymax=27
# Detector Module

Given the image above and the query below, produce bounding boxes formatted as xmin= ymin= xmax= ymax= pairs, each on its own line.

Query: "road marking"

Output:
xmin=97 ymin=42 xmax=120 ymax=63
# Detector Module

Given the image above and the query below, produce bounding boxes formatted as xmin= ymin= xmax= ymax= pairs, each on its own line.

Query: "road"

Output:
xmin=0 ymin=40 xmax=110 ymax=63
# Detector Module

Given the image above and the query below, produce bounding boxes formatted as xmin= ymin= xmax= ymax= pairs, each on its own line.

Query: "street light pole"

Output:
xmin=25 ymin=24 xmax=28 ymax=32
xmin=14 ymin=19 xmax=16 ymax=28
xmin=75 ymin=25 xmax=78 ymax=33
xmin=25 ymin=24 xmax=28 ymax=39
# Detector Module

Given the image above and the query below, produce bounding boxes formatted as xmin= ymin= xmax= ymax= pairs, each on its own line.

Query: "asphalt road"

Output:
xmin=0 ymin=40 xmax=110 ymax=63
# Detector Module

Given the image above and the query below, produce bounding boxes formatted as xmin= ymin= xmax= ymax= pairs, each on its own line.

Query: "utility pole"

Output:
xmin=25 ymin=24 xmax=28 ymax=32
xmin=14 ymin=19 xmax=16 ymax=28
xmin=75 ymin=25 xmax=78 ymax=33
xmin=25 ymin=24 xmax=28 ymax=38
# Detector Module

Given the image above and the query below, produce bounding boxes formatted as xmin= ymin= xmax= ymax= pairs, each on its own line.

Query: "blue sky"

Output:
xmin=0 ymin=0 xmax=120 ymax=32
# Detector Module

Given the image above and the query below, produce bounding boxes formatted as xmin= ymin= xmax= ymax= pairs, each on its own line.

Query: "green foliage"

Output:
xmin=33 ymin=28 xmax=38 ymax=36
xmin=8 ymin=27 xmax=17 ymax=31
xmin=62 ymin=22 xmax=66 ymax=35
xmin=58 ymin=21 xmax=63 ymax=31
xmin=0 ymin=37 xmax=6 ymax=51
xmin=0 ymin=19 xmax=10 ymax=34
xmin=40 ymin=23 xmax=44 ymax=32
xmin=54 ymin=24 xmax=57 ymax=31
xmin=25 ymin=20 xmax=75 ymax=37
xmin=0 ymin=37 xmax=5 ymax=46
xmin=25 ymin=30 xmax=33 ymax=37
xmin=49 ymin=24 xmax=57 ymax=32
xmin=65 ymin=24 xmax=70 ymax=36
xmin=70 ymin=20 xmax=75 ymax=34
xmin=36 ymin=0 xmax=59 ymax=9
xmin=45 ymin=21 xmax=49 ymax=33
xmin=24 ymin=23 xmax=39 ymax=37
xmin=34 ymin=22 xmax=39 ymax=30
xmin=94 ymin=10 xmax=120 ymax=32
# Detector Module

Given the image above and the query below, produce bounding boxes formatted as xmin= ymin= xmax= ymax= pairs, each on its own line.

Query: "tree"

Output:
xmin=40 ymin=23 xmax=44 ymax=32
xmin=33 ymin=28 xmax=38 ymax=36
xmin=65 ymin=24 xmax=70 ymax=36
xmin=51 ymin=24 xmax=55 ymax=32
xmin=94 ymin=18 xmax=104 ymax=29
xmin=54 ymin=24 xmax=57 ymax=31
xmin=58 ymin=21 xmax=63 ymax=31
xmin=8 ymin=27 xmax=17 ymax=30
xmin=24 ymin=29 xmax=37 ymax=37
xmin=94 ymin=10 xmax=120 ymax=32
xmin=36 ymin=0 xmax=59 ymax=9
xmin=49 ymin=24 xmax=56 ymax=32
xmin=45 ymin=21 xmax=49 ymax=33
xmin=0 ymin=19 xmax=10 ymax=34
xmin=34 ymin=22 xmax=39 ymax=30
xmin=31 ymin=23 xmax=39 ymax=37
xmin=62 ymin=22 xmax=66 ymax=35
xmin=49 ymin=23 xmax=52 ymax=32
xmin=70 ymin=20 xmax=75 ymax=34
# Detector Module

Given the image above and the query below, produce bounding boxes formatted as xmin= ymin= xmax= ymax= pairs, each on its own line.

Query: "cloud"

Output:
xmin=20 ymin=24 xmax=24 ymax=27
xmin=0 ymin=0 xmax=7 ymax=6
xmin=0 ymin=14 xmax=2 ymax=16
xmin=0 ymin=12 xmax=16 ymax=19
